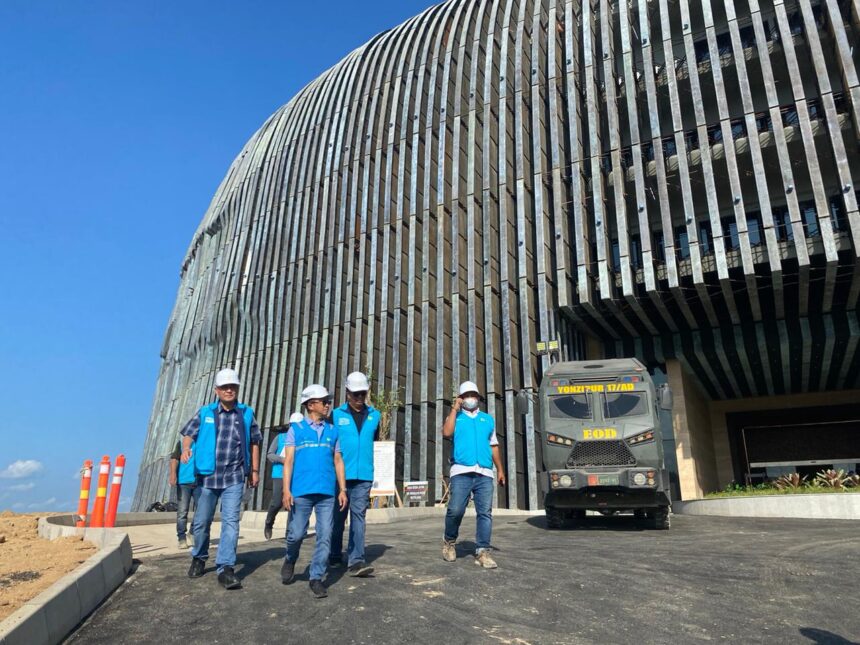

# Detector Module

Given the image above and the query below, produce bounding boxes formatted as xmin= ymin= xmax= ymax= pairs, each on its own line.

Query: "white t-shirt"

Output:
xmin=450 ymin=409 xmax=499 ymax=479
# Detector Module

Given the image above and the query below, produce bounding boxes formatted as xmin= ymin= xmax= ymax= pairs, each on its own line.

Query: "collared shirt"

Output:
xmin=450 ymin=409 xmax=499 ymax=479
xmin=180 ymin=404 xmax=262 ymax=489
xmin=284 ymin=417 xmax=341 ymax=452
xmin=348 ymin=404 xmax=370 ymax=433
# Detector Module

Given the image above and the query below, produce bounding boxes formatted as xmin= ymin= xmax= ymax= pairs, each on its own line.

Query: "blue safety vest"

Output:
xmin=290 ymin=419 xmax=339 ymax=497
xmin=178 ymin=447 xmax=197 ymax=485
xmin=452 ymin=411 xmax=494 ymax=469
xmin=194 ymin=402 xmax=255 ymax=477
xmin=332 ymin=403 xmax=379 ymax=481
xmin=270 ymin=432 xmax=289 ymax=479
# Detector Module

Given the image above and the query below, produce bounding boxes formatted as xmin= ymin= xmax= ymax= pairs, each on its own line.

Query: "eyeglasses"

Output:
xmin=216 ymin=384 xmax=239 ymax=392
xmin=309 ymin=399 xmax=333 ymax=406
xmin=348 ymin=391 xmax=368 ymax=398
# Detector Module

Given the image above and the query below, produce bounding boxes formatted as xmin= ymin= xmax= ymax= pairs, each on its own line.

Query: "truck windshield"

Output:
xmin=548 ymin=394 xmax=592 ymax=419
xmin=602 ymin=392 xmax=648 ymax=418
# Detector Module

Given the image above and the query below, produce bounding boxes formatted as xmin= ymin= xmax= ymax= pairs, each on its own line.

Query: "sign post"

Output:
xmin=370 ymin=441 xmax=401 ymax=507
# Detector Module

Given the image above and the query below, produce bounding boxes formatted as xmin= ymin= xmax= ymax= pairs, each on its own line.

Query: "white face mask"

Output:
xmin=462 ymin=397 xmax=479 ymax=411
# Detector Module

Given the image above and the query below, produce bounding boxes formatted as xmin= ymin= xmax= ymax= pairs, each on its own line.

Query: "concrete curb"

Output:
xmin=0 ymin=517 xmax=133 ymax=645
xmin=674 ymin=493 xmax=860 ymax=520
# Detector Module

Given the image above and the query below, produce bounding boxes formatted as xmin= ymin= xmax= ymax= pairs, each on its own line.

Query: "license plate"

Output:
xmin=598 ymin=475 xmax=619 ymax=485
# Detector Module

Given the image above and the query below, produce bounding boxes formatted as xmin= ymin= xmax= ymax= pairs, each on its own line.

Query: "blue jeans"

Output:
xmin=176 ymin=484 xmax=199 ymax=540
xmin=285 ymin=494 xmax=334 ymax=580
xmin=190 ymin=482 xmax=244 ymax=573
xmin=444 ymin=473 xmax=494 ymax=553
xmin=330 ymin=480 xmax=372 ymax=566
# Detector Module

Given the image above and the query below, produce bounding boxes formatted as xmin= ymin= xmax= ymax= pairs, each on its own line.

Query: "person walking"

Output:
xmin=169 ymin=439 xmax=199 ymax=549
xmin=264 ymin=412 xmax=304 ymax=540
xmin=329 ymin=371 xmax=378 ymax=577
xmin=280 ymin=384 xmax=348 ymax=598
xmin=441 ymin=381 xmax=506 ymax=569
xmin=180 ymin=368 xmax=262 ymax=590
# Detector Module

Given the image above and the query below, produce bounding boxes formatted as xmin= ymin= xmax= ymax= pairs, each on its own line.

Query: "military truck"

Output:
xmin=518 ymin=358 xmax=673 ymax=529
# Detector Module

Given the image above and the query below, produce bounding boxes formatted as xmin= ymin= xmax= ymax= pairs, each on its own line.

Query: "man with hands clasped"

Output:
xmin=441 ymin=381 xmax=506 ymax=569
xmin=279 ymin=384 xmax=348 ymax=599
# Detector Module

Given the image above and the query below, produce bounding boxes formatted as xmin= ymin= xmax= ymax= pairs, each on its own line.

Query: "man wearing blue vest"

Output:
xmin=280 ymin=384 xmax=348 ymax=599
xmin=442 ymin=381 xmax=506 ymax=569
xmin=329 ymin=371 xmax=378 ymax=577
xmin=180 ymin=368 xmax=262 ymax=590
xmin=263 ymin=411 xmax=304 ymax=540
xmin=169 ymin=440 xmax=199 ymax=549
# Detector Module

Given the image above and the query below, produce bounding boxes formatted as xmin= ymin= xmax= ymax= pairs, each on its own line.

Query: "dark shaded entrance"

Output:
xmin=726 ymin=403 xmax=860 ymax=484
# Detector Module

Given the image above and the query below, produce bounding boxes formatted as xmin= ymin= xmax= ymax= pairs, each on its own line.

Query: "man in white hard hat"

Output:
xmin=263 ymin=412 xmax=304 ymax=540
xmin=180 ymin=368 xmax=262 ymax=589
xmin=441 ymin=380 xmax=506 ymax=569
xmin=280 ymin=384 xmax=348 ymax=599
xmin=329 ymin=371 xmax=379 ymax=577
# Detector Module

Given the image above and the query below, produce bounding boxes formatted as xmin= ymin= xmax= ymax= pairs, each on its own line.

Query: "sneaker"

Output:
xmin=309 ymin=579 xmax=328 ymax=599
xmin=442 ymin=539 xmax=456 ymax=562
xmin=188 ymin=557 xmax=205 ymax=578
xmin=280 ymin=559 xmax=295 ymax=584
xmin=178 ymin=537 xmax=188 ymax=550
xmin=348 ymin=563 xmax=374 ymax=577
xmin=474 ymin=550 xmax=498 ymax=569
xmin=264 ymin=525 xmax=273 ymax=540
xmin=218 ymin=566 xmax=241 ymax=590
xmin=185 ymin=534 xmax=194 ymax=549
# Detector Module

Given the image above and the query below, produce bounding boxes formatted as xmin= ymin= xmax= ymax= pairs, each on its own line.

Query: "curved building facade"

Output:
xmin=133 ymin=0 xmax=860 ymax=511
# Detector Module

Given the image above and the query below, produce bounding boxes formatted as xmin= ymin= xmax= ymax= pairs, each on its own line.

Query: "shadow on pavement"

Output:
xmin=799 ymin=627 xmax=860 ymax=645
xmin=525 ymin=514 xmax=648 ymax=531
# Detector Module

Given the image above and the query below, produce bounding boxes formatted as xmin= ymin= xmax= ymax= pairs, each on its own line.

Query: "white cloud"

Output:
xmin=12 ymin=502 xmax=24 ymax=509
xmin=0 ymin=459 xmax=44 ymax=479
xmin=5 ymin=482 xmax=35 ymax=492
xmin=27 ymin=496 xmax=57 ymax=509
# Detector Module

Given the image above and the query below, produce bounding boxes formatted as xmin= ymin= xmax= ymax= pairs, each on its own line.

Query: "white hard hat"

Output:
xmin=345 ymin=371 xmax=370 ymax=392
xmin=458 ymin=381 xmax=480 ymax=396
xmin=301 ymin=384 xmax=331 ymax=404
xmin=289 ymin=412 xmax=304 ymax=424
xmin=214 ymin=368 xmax=241 ymax=387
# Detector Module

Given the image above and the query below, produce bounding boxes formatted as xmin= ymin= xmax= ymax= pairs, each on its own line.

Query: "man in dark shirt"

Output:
xmin=180 ymin=368 xmax=262 ymax=589
xmin=169 ymin=440 xmax=198 ymax=549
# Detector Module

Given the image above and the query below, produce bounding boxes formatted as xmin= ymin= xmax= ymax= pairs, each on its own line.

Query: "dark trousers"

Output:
xmin=265 ymin=477 xmax=284 ymax=529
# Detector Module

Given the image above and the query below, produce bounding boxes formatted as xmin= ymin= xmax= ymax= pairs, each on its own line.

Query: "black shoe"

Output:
xmin=328 ymin=555 xmax=343 ymax=568
xmin=309 ymin=579 xmax=328 ymax=598
xmin=264 ymin=525 xmax=273 ymax=540
xmin=280 ymin=559 xmax=295 ymax=584
xmin=218 ymin=566 xmax=241 ymax=590
xmin=348 ymin=563 xmax=374 ymax=577
xmin=188 ymin=558 xmax=205 ymax=578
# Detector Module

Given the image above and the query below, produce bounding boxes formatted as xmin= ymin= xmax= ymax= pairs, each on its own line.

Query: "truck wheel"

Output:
xmin=546 ymin=506 xmax=565 ymax=529
xmin=650 ymin=506 xmax=670 ymax=530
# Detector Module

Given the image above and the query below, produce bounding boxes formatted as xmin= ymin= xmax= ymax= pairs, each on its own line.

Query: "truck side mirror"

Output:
xmin=657 ymin=384 xmax=673 ymax=411
xmin=515 ymin=390 xmax=530 ymax=415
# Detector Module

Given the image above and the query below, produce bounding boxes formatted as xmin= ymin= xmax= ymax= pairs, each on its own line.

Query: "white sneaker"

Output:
xmin=185 ymin=534 xmax=194 ymax=549
xmin=178 ymin=538 xmax=189 ymax=550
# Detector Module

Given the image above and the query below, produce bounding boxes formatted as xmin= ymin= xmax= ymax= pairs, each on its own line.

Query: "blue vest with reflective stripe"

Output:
xmin=271 ymin=432 xmax=289 ymax=479
xmin=290 ymin=419 xmax=338 ymax=497
xmin=452 ymin=411 xmax=494 ymax=469
xmin=194 ymin=402 xmax=255 ymax=476
xmin=332 ymin=404 xmax=378 ymax=481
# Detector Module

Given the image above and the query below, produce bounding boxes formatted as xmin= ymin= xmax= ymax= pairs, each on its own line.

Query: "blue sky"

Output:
xmin=0 ymin=0 xmax=436 ymax=513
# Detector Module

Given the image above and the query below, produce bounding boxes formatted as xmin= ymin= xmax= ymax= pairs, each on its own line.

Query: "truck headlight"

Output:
xmin=633 ymin=472 xmax=647 ymax=485
xmin=559 ymin=475 xmax=573 ymax=487
xmin=547 ymin=433 xmax=574 ymax=446
xmin=627 ymin=429 xmax=655 ymax=445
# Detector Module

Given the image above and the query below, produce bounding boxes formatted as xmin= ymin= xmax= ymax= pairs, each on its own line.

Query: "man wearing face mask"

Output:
xmin=441 ymin=381 xmax=506 ymax=569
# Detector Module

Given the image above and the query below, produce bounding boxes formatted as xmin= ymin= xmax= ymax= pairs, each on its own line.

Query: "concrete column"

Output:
xmin=666 ymin=359 xmax=718 ymax=499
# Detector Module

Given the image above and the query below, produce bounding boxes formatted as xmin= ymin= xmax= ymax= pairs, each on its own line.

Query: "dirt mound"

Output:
xmin=0 ymin=512 xmax=96 ymax=622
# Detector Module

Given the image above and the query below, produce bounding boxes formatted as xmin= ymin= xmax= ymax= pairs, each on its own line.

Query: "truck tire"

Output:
xmin=650 ymin=506 xmax=670 ymax=530
xmin=546 ymin=506 xmax=565 ymax=529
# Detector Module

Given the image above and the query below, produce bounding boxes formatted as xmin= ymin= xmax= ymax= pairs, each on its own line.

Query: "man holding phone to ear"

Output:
xmin=441 ymin=380 xmax=506 ymax=569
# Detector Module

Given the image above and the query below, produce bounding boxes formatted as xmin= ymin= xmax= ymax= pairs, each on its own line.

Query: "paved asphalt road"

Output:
xmin=68 ymin=514 xmax=859 ymax=644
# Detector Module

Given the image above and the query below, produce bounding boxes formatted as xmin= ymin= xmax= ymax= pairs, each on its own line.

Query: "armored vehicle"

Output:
xmin=520 ymin=358 xmax=673 ymax=529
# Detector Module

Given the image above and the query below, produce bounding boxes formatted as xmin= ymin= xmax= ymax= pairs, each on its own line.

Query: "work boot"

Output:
xmin=178 ymin=537 xmax=188 ymax=550
xmin=328 ymin=555 xmax=344 ymax=568
xmin=264 ymin=525 xmax=273 ymax=540
xmin=442 ymin=539 xmax=456 ymax=562
xmin=188 ymin=557 xmax=205 ymax=578
xmin=348 ymin=562 xmax=374 ymax=577
xmin=474 ymin=550 xmax=498 ymax=569
xmin=309 ymin=579 xmax=328 ymax=599
xmin=218 ymin=566 xmax=241 ymax=590
xmin=280 ymin=559 xmax=295 ymax=584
